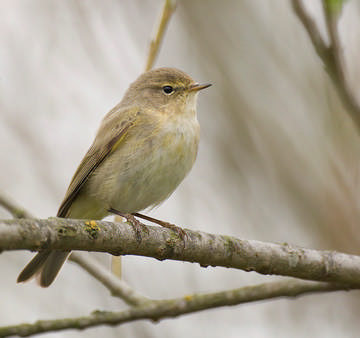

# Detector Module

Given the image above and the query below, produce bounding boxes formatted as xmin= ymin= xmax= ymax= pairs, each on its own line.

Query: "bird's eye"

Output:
xmin=162 ymin=86 xmax=174 ymax=95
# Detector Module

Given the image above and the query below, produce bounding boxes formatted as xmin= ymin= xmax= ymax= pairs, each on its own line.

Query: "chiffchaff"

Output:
xmin=17 ymin=67 xmax=211 ymax=287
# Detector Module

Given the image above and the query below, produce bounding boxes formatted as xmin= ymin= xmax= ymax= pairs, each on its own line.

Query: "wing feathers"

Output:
xmin=57 ymin=108 xmax=138 ymax=218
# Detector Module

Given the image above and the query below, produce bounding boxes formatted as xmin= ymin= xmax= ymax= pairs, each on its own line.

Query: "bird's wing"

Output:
xmin=57 ymin=106 xmax=139 ymax=218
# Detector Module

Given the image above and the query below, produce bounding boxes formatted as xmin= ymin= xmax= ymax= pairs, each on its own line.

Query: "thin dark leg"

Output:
xmin=108 ymin=208 xmax=148 ymax=242
xmin=132 ymin=212 xmax=187 ymax=240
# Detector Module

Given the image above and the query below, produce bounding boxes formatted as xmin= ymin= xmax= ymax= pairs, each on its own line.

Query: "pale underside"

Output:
xmin=63 ymin=106 xmax=200 ymax=220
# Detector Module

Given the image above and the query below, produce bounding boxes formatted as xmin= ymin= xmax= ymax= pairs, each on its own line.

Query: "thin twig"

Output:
xmin=145 ymin=0 xmax=177 ymax=71
xmin=321 ymin=0 xmax=360 ymax=122
xmin=0 ymin=193 xmax=34 ymax=219
xmin=111 ymin=215 xmax=123 ymax=279
xmin=0 ymin=279 xmax=350 ymax=337
xmin=69 ymin=252 xmax=149 ymax=306
xmin=291 ymin=0 xmax=329 ymax=60
xmin=292 ymin=0 xmax=360 ymax=130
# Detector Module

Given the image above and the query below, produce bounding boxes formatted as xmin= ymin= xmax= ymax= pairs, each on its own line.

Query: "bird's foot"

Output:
xmin=109 ymin=208 xmax=148 ymax=243
xmin=132 ymin=212 xmax=188 ymax=241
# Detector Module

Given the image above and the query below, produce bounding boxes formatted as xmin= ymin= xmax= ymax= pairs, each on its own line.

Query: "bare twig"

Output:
xmin=292 ymin=0 xmax=329 ymax=60
xmin=111 ymin=254 xmax=122 ymax=278
xmin=69 ymin=252 xmax=149 ymax=306
xmin=145 ymin=0 xmax=177 ymax=71
xmin=2 ymin=217 xmax=360 ymax=286
xmin=292 ymin=0 xmax=360 ymax=130
xmin=321 ymin=0 xmax=359 ymax=119
xmin=0 ymin=193 xmax=34 ymax=219
xmin=0 ymin=278 xmax=350 ymax=337
xmin=111 ymin=215 xmax=123 ymax=279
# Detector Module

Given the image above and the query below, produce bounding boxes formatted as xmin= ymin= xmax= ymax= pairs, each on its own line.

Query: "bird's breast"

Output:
xmin=91 ymin=112 xmax=200 ymax=213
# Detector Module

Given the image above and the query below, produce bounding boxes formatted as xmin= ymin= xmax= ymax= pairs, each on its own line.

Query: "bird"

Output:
xmin=17 ymin=67 xmax=211 ymax=287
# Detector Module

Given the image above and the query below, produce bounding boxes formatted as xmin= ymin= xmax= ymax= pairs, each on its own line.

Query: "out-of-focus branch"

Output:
xmin=292 ymin=0 xmax=329 ymax=60
xmin=145 ymin=0 xmax=177 ymax=71
xmin=69 ymin=252 xmax=149 ymax=306
xmin=0 ymin=278 xmax=350 ymax=337
xmin=0 ymin=193 xmax=34 ymax=219
xmin=292 ymin=0 xmax=360 ymax=130
xmin=3 ymin=217 xmax=360 ymax=286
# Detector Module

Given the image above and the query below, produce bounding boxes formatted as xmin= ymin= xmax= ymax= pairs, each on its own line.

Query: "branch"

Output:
xmin=292 ymin=0 xmax=360 ymax=130
xmin=144 ymin=0 xmax=177 ymax=71
xmin=2 ymin=217 xmax=360 ymax=286
xmin=0 ymin=193 xmax=34 ymax=219
xmin=0 ymin=279 xmax=350 ymax=337
xmin=69 ymin=252 xmax=149 ymax=306
xmin=292 ymin=0 xmax=329 ymax=60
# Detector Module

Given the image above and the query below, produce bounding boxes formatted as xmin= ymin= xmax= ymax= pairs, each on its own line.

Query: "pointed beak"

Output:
xmin=189 ymin=82 xmax=212 ymax=92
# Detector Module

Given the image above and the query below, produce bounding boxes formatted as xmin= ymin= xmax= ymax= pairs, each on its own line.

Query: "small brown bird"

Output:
xmin=17 ymin=67 xmax=211 ymax=287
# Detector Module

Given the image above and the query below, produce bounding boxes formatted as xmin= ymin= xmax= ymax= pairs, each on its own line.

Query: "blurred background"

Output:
xmin=1 ymin=0 xmax=360 ymax=337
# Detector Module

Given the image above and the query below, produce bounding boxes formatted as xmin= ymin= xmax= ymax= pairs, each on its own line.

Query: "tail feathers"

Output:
xmin=17 ymin=250 xmax=70 ymax=287
xmin=39 ymin=251 xmax=70 ymax=287
xmin=17 ymin=251 xmax=51 ymax=283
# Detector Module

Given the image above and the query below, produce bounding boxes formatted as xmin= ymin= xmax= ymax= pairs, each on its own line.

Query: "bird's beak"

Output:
xmin=189 ymin=83 xmax=212 ymax=92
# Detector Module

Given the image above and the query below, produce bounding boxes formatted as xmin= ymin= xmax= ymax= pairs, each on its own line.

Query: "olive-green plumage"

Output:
xmin=17 ymin=67 xmax=210 ymax=287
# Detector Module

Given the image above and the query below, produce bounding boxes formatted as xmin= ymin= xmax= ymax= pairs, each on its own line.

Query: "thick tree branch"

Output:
xmin=0 ymin=279 xmax=349 ymax=337
xmin=292 ymin=0 xmax=360 ymax=130
xmin=2 ymin=217 xmax=360 ymax=286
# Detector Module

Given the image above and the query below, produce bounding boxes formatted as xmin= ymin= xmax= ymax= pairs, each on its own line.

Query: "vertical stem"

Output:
xmin=145 ymin=0 xmax=177 ymax=71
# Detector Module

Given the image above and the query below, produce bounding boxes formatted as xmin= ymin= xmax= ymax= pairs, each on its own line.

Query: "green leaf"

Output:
xmin=324 ymin=0 xmax=346 ymax=14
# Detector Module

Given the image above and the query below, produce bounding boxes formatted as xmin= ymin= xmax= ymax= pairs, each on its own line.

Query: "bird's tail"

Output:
xmin=17 ymin=250 xmax=70 ymax=287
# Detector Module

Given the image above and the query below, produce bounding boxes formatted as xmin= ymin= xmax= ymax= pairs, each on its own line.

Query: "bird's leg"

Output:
xmin=132 ymin=212 xmax=187 ymax=240
xmin=108 ymin=208 xmax=148 ymax=243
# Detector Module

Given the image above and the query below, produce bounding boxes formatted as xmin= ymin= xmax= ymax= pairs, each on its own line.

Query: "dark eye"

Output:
xmin=162 ymin=86 xmax=174 ymax=95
